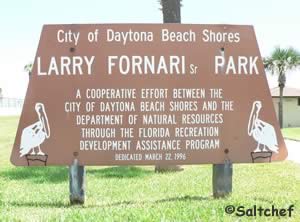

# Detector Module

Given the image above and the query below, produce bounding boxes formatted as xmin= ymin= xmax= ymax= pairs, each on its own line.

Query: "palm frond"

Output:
xmin=24 ymin=63 xmax=33 ymax=72
xmin=263 ymin=47 xmax=300 ymax=76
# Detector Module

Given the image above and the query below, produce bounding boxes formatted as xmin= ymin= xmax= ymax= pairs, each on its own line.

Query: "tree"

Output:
xmin=155 ymin=0 xmax=183 ymax=172
xmin=264 ymin=47 xmax=300 ymax=128
xmin=160 ymin=0 xmax=181 ymax=23
xmin=24 ymin=63 xmax=33 ymax=76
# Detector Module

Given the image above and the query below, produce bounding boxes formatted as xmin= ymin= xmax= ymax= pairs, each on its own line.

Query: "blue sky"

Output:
xmin=1 ymin=0 xmax=300 ymax=98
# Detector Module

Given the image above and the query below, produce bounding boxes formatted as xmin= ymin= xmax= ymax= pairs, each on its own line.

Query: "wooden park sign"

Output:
xmin=11 ymin=24 xmax=288 ymax=166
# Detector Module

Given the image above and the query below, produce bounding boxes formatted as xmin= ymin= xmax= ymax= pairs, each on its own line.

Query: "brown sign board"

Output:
xmin=11 ymin=24 xmax=287 ymax=166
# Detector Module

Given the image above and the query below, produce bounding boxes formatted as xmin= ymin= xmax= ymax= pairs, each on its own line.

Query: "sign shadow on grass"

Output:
xmin=7 ymin=200 xmax=68 ymax=208
xmin=6 ymin=195 xmax=210 ymax=209
xmin=0 ymin=167 xmax=68 ymax=184
xmin=87 ymin=166 xmax=154 ymax=178
xmin=0 ymin=166 xmax=153 ymax=184
xmin=95 ymin=195 xmax=211 ymax=208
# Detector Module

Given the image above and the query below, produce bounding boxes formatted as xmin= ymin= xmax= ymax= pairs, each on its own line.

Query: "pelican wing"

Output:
xmin=20 ymin=121 xmax=45 ymax=157
xmin=256 ymin=119 xmax=278 ymax=152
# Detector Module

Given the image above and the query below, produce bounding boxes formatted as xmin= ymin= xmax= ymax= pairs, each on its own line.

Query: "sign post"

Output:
xmin=213 ymin=160 xmax=232 ymax=198
xmin=69 ymin=159 xmax=85 ymax=204
xmin=11 ymin=24 xmax=288 ymax=202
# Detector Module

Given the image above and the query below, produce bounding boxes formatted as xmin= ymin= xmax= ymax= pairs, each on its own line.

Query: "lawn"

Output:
xmin=0 ymin=116 xmax=300 ymax=221
xmin=282 ymin=128 xmax=300 ymax=141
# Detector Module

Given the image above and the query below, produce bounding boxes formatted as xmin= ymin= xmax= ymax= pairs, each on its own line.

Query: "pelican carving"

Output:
xmin=248 ymin=101 xmax=278 ymax=153
xmin=20 ymin=103 xmax=50 ymax=157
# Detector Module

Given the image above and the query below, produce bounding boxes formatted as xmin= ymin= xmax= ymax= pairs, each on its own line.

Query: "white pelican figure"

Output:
xmin=20 ymin=103 xmax=50 ymax=157
xmin=248 ymin=101 xmax=278 ymax=153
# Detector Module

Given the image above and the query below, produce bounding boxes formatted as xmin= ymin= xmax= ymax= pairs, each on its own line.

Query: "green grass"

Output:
xmin=0 ymin=116 xmax=19 ymax=166
xmin=282 ymin=128 xmax=300 ymax=140
xmin=0 ymin=116 xmax=300 ymax=221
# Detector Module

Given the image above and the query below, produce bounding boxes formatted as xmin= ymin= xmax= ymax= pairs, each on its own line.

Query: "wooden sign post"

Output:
xmin=213 ymin=159 xmax=232 ymax=198
xmin=69 ymin=159 xmax=85 ymax=204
